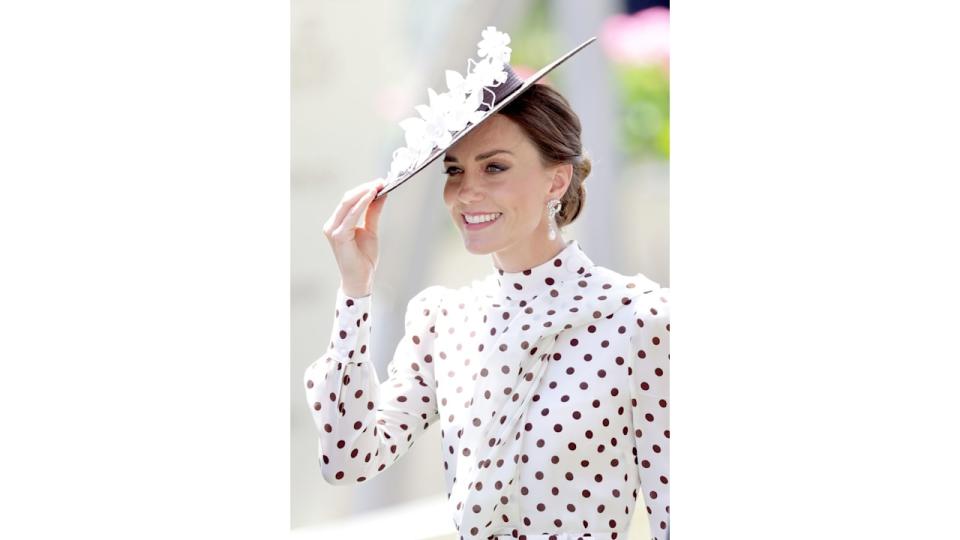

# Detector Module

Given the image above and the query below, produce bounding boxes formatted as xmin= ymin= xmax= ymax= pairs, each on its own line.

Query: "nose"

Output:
xmin=456 ymin=171 xmax=485 ymax=204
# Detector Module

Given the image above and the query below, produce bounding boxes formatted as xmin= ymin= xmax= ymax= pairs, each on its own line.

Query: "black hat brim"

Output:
xmin=374 ymin=36 xmax=597 ymax=201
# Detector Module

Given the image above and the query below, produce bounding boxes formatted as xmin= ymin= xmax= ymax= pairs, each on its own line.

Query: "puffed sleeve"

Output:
xmin=627 ymin=286 xmax=670 ymax=540
xmin=303 ymin=284 xmax=445 ymax=485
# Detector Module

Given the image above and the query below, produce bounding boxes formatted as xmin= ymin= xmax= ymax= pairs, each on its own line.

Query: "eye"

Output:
xmin=444 ymin=163 xmax=508 ymax=176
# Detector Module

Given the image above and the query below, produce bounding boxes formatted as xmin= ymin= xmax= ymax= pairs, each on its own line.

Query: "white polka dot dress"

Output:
xmin=304 ymin=239 xmax=670 ymax=540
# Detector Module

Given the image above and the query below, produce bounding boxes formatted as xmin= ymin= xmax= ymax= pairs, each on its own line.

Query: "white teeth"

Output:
xmin=463 ymin=212 xmax=502 ymax=224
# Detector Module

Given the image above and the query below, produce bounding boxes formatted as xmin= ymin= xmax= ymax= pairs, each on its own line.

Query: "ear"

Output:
xmin=546 ymin=162 xmax=573 ymax=200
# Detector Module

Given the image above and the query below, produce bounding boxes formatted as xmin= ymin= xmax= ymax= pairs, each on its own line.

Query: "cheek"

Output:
xmin=442 ymin=181 xmax=456 ymax=206
xmin=441 ymin=171 xmax=536 ymax=219
xmin=443 ymin=181 xmax=464 ymax=223
xmin=494 ymin=183 xmax=540 ymax=220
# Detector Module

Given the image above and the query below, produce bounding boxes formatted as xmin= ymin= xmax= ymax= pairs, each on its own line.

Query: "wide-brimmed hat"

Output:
xmin=373 ymin=27 xmax=596 ymax=200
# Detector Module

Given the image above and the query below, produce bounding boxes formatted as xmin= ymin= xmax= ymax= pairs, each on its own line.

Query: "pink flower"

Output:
xmin=513 ymin=66 xmax=536 ymax=80
xmin=600 ymin=7 xmax=669 ymax=68
xmin=512 ymin=65 xmax=556 ymax=89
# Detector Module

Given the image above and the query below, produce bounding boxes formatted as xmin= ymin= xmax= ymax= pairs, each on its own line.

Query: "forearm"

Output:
xmin=304 ymin=285 xmax=441 ymax=485
xmin=304 ymin=286 xmax=380 ymax=484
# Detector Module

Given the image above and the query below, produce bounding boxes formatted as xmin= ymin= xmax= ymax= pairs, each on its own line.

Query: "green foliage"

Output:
xmin=613 ymin=63 xmax=670 ymax=160
xmin=510 ymin=0 xmax=670 ymax=162
xmin=509 ymin=0 xmax=555 ymax=71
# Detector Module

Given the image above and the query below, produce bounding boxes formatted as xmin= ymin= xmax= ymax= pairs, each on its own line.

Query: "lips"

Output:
xmin=462 ymin=212 xmax=502 ymax=229
xmin=462 ymin=212 xmax=503 ymax=224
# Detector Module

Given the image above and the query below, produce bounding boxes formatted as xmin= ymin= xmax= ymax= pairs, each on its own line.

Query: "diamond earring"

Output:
xmin=546 ymin=198 xmax=562 ymax=240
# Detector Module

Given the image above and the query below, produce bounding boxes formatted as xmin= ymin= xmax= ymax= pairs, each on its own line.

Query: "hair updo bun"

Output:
xmin=558 ymin=151 xmax=591 ymax=227
xmin=500 ymin=84 xmax=591 ymax=229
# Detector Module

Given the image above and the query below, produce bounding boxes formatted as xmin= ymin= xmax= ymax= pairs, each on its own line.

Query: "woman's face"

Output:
xmin=442 ymin=114 xmax=569 ymax=255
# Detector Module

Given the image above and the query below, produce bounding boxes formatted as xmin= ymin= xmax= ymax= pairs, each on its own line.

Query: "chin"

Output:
xmin=460 ymin=235 xmax=501 ymax=255
xmin=454 ymin=213 xmax=509 ymax=255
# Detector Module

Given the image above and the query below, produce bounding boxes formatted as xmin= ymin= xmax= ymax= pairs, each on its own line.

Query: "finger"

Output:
xmin=332 ymin=185 xmax=378 ymax=238
xmin=363 ymin=184 xmax=387 ymax=233
xmin=332 ymin=180 xmax=378 ymax=225
xmin=328 ymin=179 xmax=382 ymax=233
xmin=327 ymin=189 xmax=367 ymax=235
xmin=339 ymin=186 xmax=378 ymax=236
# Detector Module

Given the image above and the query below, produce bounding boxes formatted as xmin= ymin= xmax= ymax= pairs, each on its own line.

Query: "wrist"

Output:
xmin=339 ymin=282 xmax=372 ymax=299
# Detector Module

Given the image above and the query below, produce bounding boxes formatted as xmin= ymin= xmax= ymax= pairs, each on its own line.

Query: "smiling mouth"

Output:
xmin=462 ymin=212 xmax=503 ymax=225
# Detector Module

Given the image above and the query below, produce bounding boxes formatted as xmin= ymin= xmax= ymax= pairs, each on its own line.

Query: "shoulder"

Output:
xmin=588 ymin=265 xmax=661 ymax=291
xmin=633 ymin=283 xmax=670 ymax=319
xmin=405 ymin=284 xmax=449 ymax=318
xmin=406 ymin=278 xmax=493 ymax=311
xmin=627 ymin=282 xmax=670 ymax=347
xmin=590 ymin=266 xmax=669 ymax=324
xmin=409 ymin=284 xmax=449 ymax=306
xmin=589 ymin=270 xmax=670 ymax=360
xmin=590 ymin=266 xmax=667 ymax=302
xmin=628 ymin=274 xmax=669 ymax=321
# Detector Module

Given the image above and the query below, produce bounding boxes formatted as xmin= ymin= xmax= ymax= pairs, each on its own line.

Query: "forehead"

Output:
xmin=445 ymin=114 xmax=528 ymax=158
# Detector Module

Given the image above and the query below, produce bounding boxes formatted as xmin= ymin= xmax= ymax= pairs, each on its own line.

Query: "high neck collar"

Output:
xmin=489 ymin=239 xmax=595 ymax=304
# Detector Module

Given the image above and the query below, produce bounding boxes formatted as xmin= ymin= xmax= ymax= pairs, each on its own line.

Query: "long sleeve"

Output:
xmin=628 ymin=287 xmax=671 ymax=540
xmin=303 ymin=284 xmax=445 ymax=485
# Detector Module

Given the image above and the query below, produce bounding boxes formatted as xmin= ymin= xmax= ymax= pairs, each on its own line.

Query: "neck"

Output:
xmin=488 ymin=237 xmax=591 ymax=304
xmin=491 ymin=234 xmax=568 ymax=273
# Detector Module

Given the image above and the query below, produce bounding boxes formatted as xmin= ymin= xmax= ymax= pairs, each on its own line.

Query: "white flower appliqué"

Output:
xmin=477 ymin=25 xmax=512 ymax=63
xmin=383 ymin=26 xmax=513 ymax=185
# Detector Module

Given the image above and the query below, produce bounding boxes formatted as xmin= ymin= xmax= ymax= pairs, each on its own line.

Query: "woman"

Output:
xmin=304 ymin=31 xmax=669 ymax=540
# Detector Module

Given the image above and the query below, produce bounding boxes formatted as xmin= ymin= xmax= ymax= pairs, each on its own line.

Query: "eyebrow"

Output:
xmin=443 ymin=149 xmax=514 ymax=163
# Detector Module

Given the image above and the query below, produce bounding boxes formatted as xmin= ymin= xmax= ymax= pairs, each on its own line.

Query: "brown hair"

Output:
xmin=499 ymin=83 xmax=592 ymax=228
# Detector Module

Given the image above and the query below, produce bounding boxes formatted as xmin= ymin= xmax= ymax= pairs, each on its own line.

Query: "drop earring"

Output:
xmin=546 ymin=198 xmax=562 ymax=240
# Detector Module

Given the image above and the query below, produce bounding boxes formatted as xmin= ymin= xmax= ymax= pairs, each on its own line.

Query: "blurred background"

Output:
xmin=291 ymin=0 xmax=669 ymax=537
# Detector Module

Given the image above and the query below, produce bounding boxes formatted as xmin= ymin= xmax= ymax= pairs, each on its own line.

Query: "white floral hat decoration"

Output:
xmin=373 ymin=27 xmax=597 ymax=200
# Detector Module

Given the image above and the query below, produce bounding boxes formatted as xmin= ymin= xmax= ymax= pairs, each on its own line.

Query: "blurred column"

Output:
xmin=552 ymin=0 xmax=624 ymax=270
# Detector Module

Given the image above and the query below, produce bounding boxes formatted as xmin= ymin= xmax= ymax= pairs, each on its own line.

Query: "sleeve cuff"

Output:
xmin=329 ymin=286 xmax=372 ymax=359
